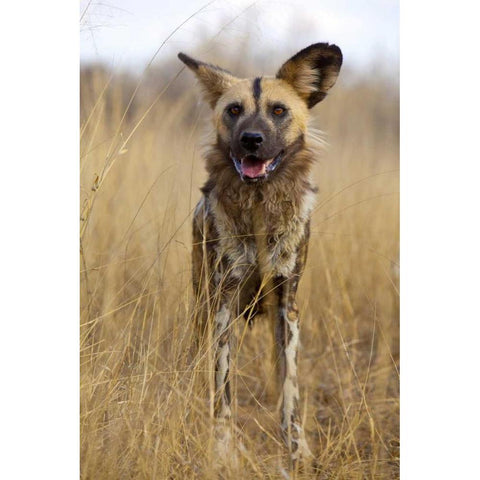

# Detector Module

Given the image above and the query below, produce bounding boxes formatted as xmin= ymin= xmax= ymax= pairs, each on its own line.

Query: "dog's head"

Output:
xmin=178 ymin=43 xmax=342 ymax=183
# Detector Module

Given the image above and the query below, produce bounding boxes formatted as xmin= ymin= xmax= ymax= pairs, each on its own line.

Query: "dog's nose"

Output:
xmin=240 ymin=132 xmax=264 ymax=152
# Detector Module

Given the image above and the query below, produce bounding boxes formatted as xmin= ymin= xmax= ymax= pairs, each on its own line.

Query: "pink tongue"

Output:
xmin=241 ymin=158 xmax=266 ymax=178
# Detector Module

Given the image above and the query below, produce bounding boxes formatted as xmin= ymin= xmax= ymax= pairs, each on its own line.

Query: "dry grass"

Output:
xmin=80 ymin=48 xmax=399 ymax=478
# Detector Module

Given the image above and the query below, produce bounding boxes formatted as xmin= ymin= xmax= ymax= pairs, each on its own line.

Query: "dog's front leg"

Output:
xmin=273 ymin=273 xmax=313 ymax=466
xmin=214 ymin=302 xmax=232 ymax=422
xmin=212 ymin=299 xmax=237 ymax=462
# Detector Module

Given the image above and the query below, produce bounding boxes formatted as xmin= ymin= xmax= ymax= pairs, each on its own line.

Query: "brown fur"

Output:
xmin=179 ymin=42 xmax=342 ymax=467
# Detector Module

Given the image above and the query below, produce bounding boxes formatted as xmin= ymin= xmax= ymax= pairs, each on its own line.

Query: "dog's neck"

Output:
xmin=201 ymin=143 xmax=317 ymax=238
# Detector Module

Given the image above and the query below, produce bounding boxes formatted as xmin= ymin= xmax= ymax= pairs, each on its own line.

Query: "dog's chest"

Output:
xmin=210 ymin=187 xmax=315 ymax=277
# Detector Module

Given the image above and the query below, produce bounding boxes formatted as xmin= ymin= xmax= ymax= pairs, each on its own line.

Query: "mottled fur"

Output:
xmin=180 ymin=43 xmax=342 ymax=467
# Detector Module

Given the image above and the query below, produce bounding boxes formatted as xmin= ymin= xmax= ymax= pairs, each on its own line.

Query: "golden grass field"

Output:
xmin=80 ymin=47 xmax=399 ymax=478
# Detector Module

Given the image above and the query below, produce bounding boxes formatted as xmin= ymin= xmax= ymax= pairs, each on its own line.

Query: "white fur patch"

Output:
xmin=285 ymin=318 xmax=299 ymax=378
xmin=215 ymin=304 xmax=231 ymax=419
xmin=215 ymin=304 xmax=229 ymax=330
xmin=300 ymin=188 xmax=316 ymax=220
xmin=194 ymin=196 xmax=206 ymax=218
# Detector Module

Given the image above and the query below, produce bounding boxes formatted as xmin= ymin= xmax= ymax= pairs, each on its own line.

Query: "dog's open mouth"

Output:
xmin=231 ymin=151 xmax=283 ymax=181
xmin=241 ymin=155 xmax=274 ymax=178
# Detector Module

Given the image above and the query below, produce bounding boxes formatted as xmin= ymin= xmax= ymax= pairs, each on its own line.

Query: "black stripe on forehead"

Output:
xmin=253 ymin=77 xmax=262 ymax=101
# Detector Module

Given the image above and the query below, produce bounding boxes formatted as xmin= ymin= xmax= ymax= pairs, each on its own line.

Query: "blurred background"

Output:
xmin=80 ymin=1 xmax=399 ymax=478
xmin=80 ymin=0 xmax=398 ymax=73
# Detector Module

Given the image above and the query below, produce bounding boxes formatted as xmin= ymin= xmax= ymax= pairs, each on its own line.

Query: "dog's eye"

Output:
xmin=228 ymin=105 xmax=242 ymax=116
xmin=273 ymin=106 xmax=286 ymax=116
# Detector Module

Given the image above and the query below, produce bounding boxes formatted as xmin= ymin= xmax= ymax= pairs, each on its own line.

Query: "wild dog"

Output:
xmin=179 ymin=43 xmax=342 ymax=466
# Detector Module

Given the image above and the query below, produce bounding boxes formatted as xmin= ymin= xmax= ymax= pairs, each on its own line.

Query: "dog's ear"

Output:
xmin=276 ymin=43 xmax=342 ymax=108
xmin=178 ymin=53 xmax=238 ymax=108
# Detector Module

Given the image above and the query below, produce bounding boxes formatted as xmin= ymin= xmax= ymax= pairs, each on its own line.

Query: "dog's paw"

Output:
xmin=294 ymin=435 xmax=314 ymax=462
xmin=213 ymin=422 xmax=239 ymax=470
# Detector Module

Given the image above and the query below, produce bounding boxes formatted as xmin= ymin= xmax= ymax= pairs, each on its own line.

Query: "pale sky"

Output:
xmin=80 ymin=0 xmax=398 ymax=72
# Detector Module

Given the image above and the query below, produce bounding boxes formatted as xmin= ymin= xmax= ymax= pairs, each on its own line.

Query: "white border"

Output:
xmin=401 ymin=1 xmax=480 ymax=478
xmin=1 ymin=1 xmax=79 ymax=478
